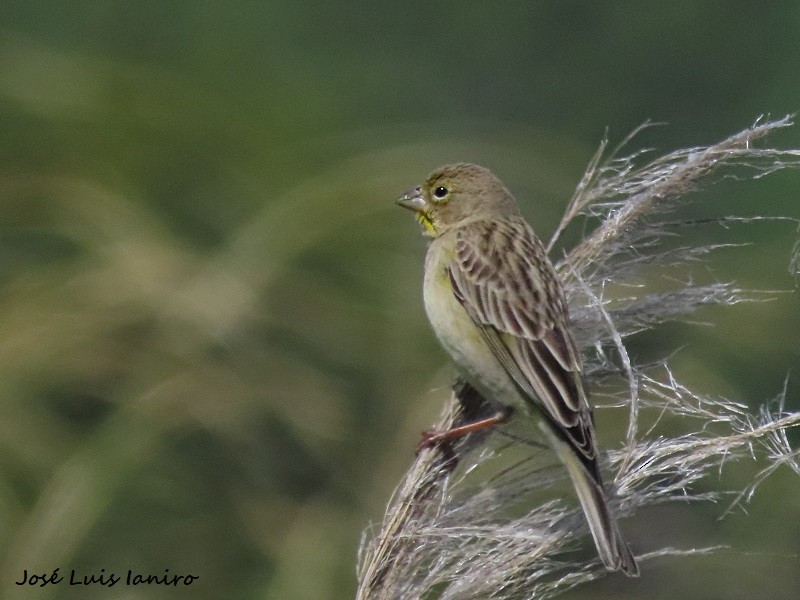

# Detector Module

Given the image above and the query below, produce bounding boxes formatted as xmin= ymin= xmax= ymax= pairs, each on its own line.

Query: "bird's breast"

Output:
xmin=422 ymin=236 xmax=524 ymax=410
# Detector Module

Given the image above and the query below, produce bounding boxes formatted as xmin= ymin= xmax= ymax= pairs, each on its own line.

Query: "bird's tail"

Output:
xmin=545 ymin=426 xmax=639 ymax=576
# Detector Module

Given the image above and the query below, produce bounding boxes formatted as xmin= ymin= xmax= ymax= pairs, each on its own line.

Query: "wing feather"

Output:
xmin=448 ymin=219 xmax=597 ymax=466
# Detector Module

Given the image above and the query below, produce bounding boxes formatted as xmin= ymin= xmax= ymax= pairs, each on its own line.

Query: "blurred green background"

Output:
xmin=1 ymin=2 xmax=800 ymax=599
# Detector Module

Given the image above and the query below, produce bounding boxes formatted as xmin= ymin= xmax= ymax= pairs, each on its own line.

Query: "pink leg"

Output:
xmin=417 ymin=410 xmax=510 ymax=453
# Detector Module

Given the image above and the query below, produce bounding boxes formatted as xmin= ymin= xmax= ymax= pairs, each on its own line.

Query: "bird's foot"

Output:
xmin=415 ymin=409 xmax=511 ymax=455
xmin=416 ymin=428 xmax=451 ymax=453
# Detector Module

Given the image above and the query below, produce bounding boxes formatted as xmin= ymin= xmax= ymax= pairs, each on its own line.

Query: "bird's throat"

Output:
xmin=417 ymin=211 xmax=437 ymax=236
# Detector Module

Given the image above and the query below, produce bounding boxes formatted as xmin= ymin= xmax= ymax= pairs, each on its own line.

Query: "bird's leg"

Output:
xmin=417 ymin=408 xmax=511 ymax=453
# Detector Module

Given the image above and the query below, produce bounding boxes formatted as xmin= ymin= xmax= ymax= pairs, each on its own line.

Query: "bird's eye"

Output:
xmin=433 ymin=186 xmax=449 ymax=200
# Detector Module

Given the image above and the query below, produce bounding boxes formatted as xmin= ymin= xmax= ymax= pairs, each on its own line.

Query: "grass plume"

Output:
xmin=357 ymin=117 xmax=800 ymax=600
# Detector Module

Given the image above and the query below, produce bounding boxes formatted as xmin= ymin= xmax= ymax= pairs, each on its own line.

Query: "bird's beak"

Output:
xmin=396 ymin=184 xmax=437 ymax=236
xmin=396 ymin=185 xmax=427 ymax=213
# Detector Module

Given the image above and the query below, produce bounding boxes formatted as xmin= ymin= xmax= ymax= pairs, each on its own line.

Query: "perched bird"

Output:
xmin=397 ymin=163 xmax=638 ymax=576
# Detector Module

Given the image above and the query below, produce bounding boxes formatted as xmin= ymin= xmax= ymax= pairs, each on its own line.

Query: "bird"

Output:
xmin=396 ymin=163 xmax=638 ymax=576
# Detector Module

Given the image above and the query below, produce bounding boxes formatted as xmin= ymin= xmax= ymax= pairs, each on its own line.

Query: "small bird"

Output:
xmin=397 ymin=163 xmax=638 ymax=576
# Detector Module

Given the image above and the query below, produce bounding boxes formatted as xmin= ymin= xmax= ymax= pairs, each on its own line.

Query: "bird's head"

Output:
xmin=396 ymin=163 xmax=518 ymax=237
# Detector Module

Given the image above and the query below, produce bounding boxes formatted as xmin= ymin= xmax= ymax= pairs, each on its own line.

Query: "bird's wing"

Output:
xmin=448 ymin=219 xmax=598 ymax=467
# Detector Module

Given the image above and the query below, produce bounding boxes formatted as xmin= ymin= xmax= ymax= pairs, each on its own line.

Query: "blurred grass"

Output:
xmin=1 ymin=2 xmax=800 ymax=599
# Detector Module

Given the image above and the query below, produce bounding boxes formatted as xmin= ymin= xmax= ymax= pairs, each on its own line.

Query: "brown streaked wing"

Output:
xmin=449 ymin=219 xmax=597 ymax=465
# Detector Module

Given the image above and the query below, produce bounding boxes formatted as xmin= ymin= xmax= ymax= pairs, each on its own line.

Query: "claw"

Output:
xmin=416 ymin=428 xmax=447 ymax=454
